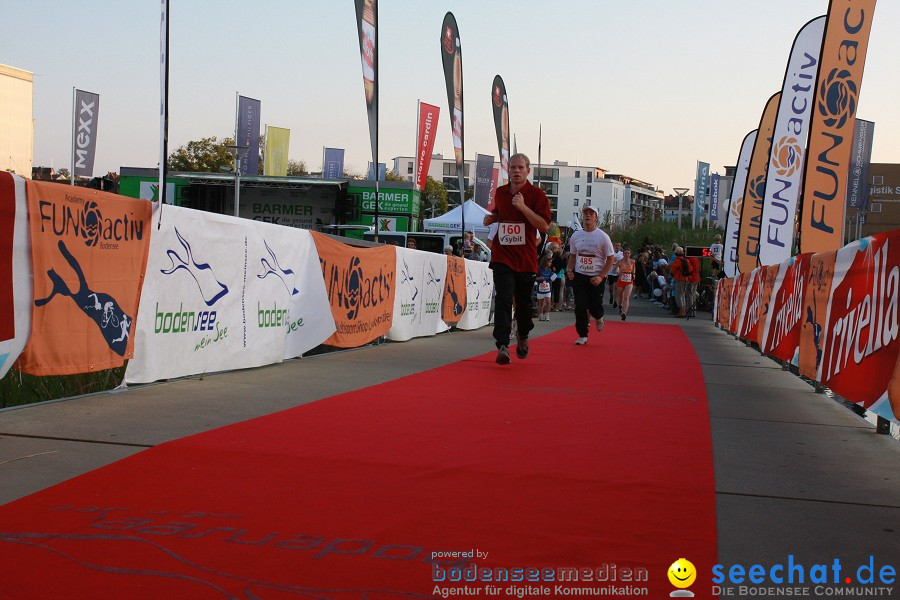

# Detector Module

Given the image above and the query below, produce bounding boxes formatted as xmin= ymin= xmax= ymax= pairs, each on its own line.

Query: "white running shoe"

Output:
xmin=575 ymin=337 xmax=588 ymax=345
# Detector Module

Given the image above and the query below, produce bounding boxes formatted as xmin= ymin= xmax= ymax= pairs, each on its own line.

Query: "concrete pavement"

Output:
xmin=1 ymin=296 xmax=898 ymax=570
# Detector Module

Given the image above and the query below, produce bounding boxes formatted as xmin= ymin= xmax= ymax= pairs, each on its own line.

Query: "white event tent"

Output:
xmin=423 ymin=200 xmax=491 ymax=236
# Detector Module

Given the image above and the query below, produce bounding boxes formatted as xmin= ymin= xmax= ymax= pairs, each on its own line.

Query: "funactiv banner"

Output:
xmin=387 ymin=246 xmax=449 ymax=342
xmin=758 ymin=16 xmax=826 ymax=267
xmin=263 ymin=126 xmax=290 ymax=176
xmin=491 ymin=75 xmax=510 ymax=185
xmin=18 ymin=180 xmax=151 ymax=375
xmin=415 ymin=102 xmax=440 ymax=191
xmin=737 ymin=92 xmax=781 ymax=274
xmin=442 ymin=255 xmax=467 ymax=326
xmin=72 ymin=89 xmax=100 ymax=179
xmin=236 ymin=95 xmax=261 ymax=176
xmin=760 ymin=253 xmax=811 ymax=364
xmin=456 ymin=259 xmax=493 ymax=330
xmin=799 ymin=0 xmax=877 ymax=255
xmin=312 ymin=231 xmax=395 ymax=348
xmin=723 ymin=130 xmax=757 ymax=278
xmin=0 ymin=173 xmax=31 ymax=379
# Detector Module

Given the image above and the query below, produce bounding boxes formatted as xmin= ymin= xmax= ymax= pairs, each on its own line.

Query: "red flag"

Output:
xmin=415 ymin=102 xmax=440 ymax=191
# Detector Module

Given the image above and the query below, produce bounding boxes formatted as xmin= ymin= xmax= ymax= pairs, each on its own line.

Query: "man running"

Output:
xmin=483 ymin=153 xmax=552 ymax=364
xmin=566 ymin=205 xmax=615 ymax=345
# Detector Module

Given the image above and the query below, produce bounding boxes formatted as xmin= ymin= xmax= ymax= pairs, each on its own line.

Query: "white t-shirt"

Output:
xmin=709 ymin=242 xmax=723 ymax=262
xmin=568 ymin=228 xmax=615 ymax=277
xmin=609 ymin=250 xmax=624 ymax=276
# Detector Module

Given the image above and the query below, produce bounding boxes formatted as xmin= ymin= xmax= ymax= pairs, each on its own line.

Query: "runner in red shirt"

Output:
xmin=483 ymin=153 xmax=552 ymax=365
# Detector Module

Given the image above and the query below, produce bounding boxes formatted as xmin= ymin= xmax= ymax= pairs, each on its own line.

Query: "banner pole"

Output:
xmin=71 ymin=87 xmax=76 ymax=186
xmin=414 ymin=99 xmax=420 ymax=192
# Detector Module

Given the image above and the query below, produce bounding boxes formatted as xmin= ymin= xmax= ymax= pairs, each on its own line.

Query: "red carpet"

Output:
xmin=0 ymin=322 xmax=717 ymax=599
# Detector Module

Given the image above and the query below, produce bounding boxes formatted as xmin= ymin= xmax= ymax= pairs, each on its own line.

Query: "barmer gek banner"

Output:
xmin=237 ymin=95 xmax=261 ymax=175
xmin=72 ymin=89 xmax=99 ymax=179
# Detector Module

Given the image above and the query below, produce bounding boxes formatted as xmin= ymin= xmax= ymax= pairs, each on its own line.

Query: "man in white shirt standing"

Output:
xmin=566 ymin=205 xmax=616 ymax=345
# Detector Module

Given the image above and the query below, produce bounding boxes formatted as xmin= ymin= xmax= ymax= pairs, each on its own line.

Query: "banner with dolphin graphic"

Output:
xmin=387 ymin=246 xmax=449 ymax=341
xmin=125 ymin=204 xmax=332 ymax=384
xmin=455 ymin=259 xmax=493 ymax=330
xmin=18 ymin=180 xmax=151 ymax=375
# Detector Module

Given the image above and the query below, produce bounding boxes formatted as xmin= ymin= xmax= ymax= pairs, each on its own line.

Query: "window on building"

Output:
xmin=539 ymin=182 xmax=559 ymax=195
xmin=573 ymin=198 xmax=580 ymax=207
xmin=548 ymin=197 xmax=558 ymax=210
xmin=586 ymin=186 xmax=592 ymax=197
xmin=575 ymin=170 xmax=581 ymax=179
xmin=533 ymin=167 xmax=559 ymax=181
xmin=407 ymin=162 xmax=413 ymax=174
xmin=587 ymin=171 xmax=593 ymax=183
xmin=574 ymin=184 xmax=580 ymax=193
xmin=873 ymin=175 xmax=884 ymax=185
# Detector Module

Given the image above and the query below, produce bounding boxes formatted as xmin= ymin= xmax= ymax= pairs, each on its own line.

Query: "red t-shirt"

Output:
xmin=489 ymin=180 xmax=552 ymax=273
xmin=688 ymin=257 xmax=701 ymax=283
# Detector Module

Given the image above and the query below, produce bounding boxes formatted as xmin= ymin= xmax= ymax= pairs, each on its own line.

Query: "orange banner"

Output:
xmin=757 ymin=265 xmax=780 ymax=347
xmin=717 ymin=278 xmax=733 ymax=329
xmin=18 ymin=181 xmax=151 ymax=375
xmin=798 ymin=250 xmax=837 ymax=379
xmin=442 ymin=256 xmax=467 ymax=325
xmin=736 ymin=92 xmax=781 ymax=274
xmin=799 ymin=0 xmax=877 ymax=254
xmin=311 ymin=232 xmax=396 ymax=348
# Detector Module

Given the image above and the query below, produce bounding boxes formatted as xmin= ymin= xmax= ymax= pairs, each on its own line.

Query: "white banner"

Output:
xmin=455 ymin=259 xmax=493 ymax=330
xmin=125 ymin=204 xmax=333 ymax=384
xmin=0 ymin=174 xmax=31 ymax=379
xmin=723 ymin=130 xmax=757 ymax=278
xmin=387 ymin=247 xmax=449 ymax=341
xmin=759 ymin=16 xmax=826 ymax=267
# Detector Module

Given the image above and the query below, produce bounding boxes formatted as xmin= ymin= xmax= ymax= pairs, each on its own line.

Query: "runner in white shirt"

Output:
xmin=566 ymin=205 xmax=615 ymax=345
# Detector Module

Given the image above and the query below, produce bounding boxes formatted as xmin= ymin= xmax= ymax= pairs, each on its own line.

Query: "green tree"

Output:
xmin=384 ymin=169 xmax=406 ymax=182
xmin=421 ymin=176 xmax=448 ymax=221
xmin=287 ymin=159 xmax=308 ymax=176
xmin=167 ymin=136 xmax=236 ymax=173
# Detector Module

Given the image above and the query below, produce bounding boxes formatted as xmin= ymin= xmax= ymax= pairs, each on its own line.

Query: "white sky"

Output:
xmin=4 ymin=0 xmax=898 ymax=196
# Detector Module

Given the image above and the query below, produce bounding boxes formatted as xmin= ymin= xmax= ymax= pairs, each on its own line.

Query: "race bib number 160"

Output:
xmin=498 ymin=222 xmax=525 ymax=245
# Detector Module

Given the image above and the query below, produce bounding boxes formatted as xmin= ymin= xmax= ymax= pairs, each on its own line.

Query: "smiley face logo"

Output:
xmin=668 ymin=558 xmax=696 ymax=589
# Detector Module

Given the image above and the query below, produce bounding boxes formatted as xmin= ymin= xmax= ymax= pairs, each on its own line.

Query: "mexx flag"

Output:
xmin=72 ymin=89 xmax=99 ymax=179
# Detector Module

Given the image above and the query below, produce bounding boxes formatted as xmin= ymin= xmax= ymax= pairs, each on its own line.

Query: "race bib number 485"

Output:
xmin=498 ymin=222 xmax=525 ymax=245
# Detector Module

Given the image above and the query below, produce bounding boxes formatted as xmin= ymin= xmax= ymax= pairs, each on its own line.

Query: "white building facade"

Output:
xmin=392 ymin=155 xmax=664 ymax=228
xmin=0 ymin=64 xmax=34 ymax=178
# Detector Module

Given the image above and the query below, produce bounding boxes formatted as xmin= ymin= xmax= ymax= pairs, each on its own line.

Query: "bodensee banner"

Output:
xmin=455 ymin=259 xmax=493 ymax=330
xmin=387 ymin=247 xmax=449 ymax=341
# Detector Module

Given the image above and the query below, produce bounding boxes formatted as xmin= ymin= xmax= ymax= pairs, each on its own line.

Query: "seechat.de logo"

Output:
xmin=668 ymin=558 xmax=697 ymax=597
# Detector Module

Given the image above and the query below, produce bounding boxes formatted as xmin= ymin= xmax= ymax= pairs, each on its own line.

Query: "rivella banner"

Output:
xmin=387 ymin=247 xmax=449 ymax=342
xmin=312 ymin=231 xmax=395 ymax=348
xmin=72 ymin=89 xmax=100 ymax=179
xmin=491 ymin=75 xmax=510 ymax=185
xmin=456 ymin=259 xmax=493 ymax=330
xmin=723 ymin=130 xmax=757 ymax=278
xmin=125 ymin=204 xmax=334 ymax=384
xmin=760 ymin=253 xmax=811 ymax=364
xmin=799 ymin=0 xmax=877 ymax=255
xmin=19 ymin=180 xmax=152 ymax=376
xmin=0 ymin=173 xmax=31 ymax=379
xmin=415 ymin=102 xmax=440 ymax=191
xmin=812 ymin=232 xmax=900 ymax=423
xmin=737 ymin=92 xmax=781 ymax=274
xmin=758 ymin=16 xmax=826 ymax=267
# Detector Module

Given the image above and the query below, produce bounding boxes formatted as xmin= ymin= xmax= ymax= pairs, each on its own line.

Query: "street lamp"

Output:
xmin=226 ymin=144 xmax=249 ymax=218
xmin=673 ymin=187 xmax=689 ymax=230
